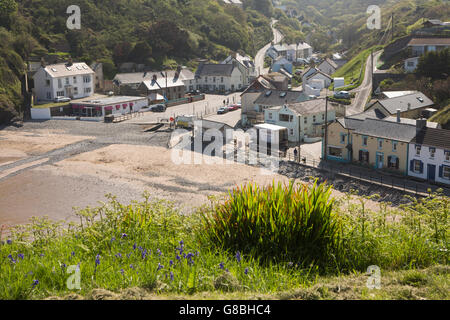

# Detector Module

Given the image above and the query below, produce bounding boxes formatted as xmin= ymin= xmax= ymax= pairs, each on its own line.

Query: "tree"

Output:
xmin=416 ymin=49 xmax=450 ymax=80
xmin=0 ymin=0 xmax=18 ymax=28
xmin=112 ymin=42 xmax=132 ymax=65
xmin=128 ymin=42 xmax=152 ymax=65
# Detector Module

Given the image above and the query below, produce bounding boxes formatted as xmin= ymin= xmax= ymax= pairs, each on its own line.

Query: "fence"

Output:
xmin=283 ymin=151 xmax=450 ymax=198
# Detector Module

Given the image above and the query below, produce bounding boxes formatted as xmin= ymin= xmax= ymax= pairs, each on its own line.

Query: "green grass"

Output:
xmin=0 ymin=182 xmax=448 ymax=300
xmin=32 ymin=102 xmax=70 ymax=109
xmin=332 ymin=46 xmax=383 ymax=89
xmin=429 ymin=102 xmax=450 ymax=129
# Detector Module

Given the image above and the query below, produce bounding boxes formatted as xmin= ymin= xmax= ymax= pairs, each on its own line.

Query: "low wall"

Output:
xmin=30 ymin=108 xmax=51 ymax=120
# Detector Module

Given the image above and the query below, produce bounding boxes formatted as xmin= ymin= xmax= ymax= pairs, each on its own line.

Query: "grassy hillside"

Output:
xmin=430 ymin=102 xmax=450 ymax=129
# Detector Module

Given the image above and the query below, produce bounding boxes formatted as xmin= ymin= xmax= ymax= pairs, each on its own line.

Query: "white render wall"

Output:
xmin=408 ymin=143 xmax=450 ymax=185
xmin=34 ymin=67 xmax=94 ymax=102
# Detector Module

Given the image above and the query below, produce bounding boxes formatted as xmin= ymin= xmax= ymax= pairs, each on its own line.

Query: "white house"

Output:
xmin=404 ymin=57 xmax=420 ymax=73
xmin=334 ymin=77 xmax=345 ymax=89
xmin=318 ymin=58 xmax=338 ymax=76
xmin=264 ymin=98 xmax=336 ymax=143
xmin=195 ymin=63 xmax=244 ymax=93
xmin=408 ymin=125 xmax=450 ymax=185
xmin=71 ymin=96 xmax=148 ymax=118
xmin=222 ymin=53 xmax=257 ymax=86
xmin=407 ymin=38 xmax=450 ymax=56
xmin=33 ymin=61 xmax=94 ymax=102
xmin=303 ymin=70 xmax=333 ymax=91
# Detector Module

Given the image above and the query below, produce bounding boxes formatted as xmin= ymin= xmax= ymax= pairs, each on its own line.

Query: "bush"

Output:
xmin=198 ymin=181 xmax=345 ymax=271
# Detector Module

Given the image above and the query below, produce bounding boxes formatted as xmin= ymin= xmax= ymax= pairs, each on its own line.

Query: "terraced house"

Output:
xmin=324 ymin=113 xmax=439 ymax=175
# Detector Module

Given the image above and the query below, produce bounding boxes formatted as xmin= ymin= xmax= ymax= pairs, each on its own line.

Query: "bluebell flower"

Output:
xmin=138 ymin=246 xmax=143 ymax=251
xmin=157 ymin=263 xmax=164 ymax=271
xmin=32 ymin=280 xmax=39 ymax=288
xmin=179 ymin=240 xmax=184 ymax=246
xmin=61 ymin=263 xmax=67 ymax=269
xmin=71 ymin=251 xmax=75 ymax=257
xmin=157 ymin=249 xmax=162 ymax=256
xmin=170 ymin=271 xmax=174 ymax=282
xmin=130 ymin=264 xmax=134 ymax=269
xmin=127 ymin=252 xmax=132 ymax=258
xmin=195 ymin=251 xmax=200 ymax=256
xmin=183 ymin=253 xmax=187 ymax=259
xmin=235 ymin=251 xmax=241 ymax=263
xmin=40 ymin=253 xmax=45 ymax=257
xmin=18 ymin=253 xmax=24 ymax=260
xmin=244 ymin=268 xmax=249 ymax=275
xmin=6 ymin=239 xmax=12 ymax=245
xmin=287 ymin=262 xmax=294 ymax=268
xmin=219 ymin=262 xmax=225 ymax=270
xmin=120 ymin=269 xmax=124 ymax=275
xmin=115 ymin=253 xmax=122 ymax=259
xmin=176 ymin=254 xmax=181 ymax=261
xmin=141 ymin=249 xmax=147 ymax=260
xmin=110 ymin=237 xmax=116 ymax=242
xmin=95 ymin=254 xmax=100 ymax=266
xmin=186 ymin=253 xmax=194 ymax=259
xmin=169 ymin=260 xmax=174 ymax=266
xmin=225 ymin=268 xmax=229 ymax=273
xmin=133 ymin=243 xmax=137 ymax=250
xmin=8 ymin=254 xmax=16 ymax=263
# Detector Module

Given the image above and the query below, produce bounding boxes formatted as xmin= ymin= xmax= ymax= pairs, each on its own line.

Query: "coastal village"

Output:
xmin=22 ymin=17 xmax=450 ymax=190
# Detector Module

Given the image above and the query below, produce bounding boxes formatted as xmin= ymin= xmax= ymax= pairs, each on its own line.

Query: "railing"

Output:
xmin=283 ymin=151 xmax=450 ymax=197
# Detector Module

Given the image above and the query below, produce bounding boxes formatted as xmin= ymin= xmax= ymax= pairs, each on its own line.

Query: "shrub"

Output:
xmin=198 ymin=180 xmax=345 ymax=271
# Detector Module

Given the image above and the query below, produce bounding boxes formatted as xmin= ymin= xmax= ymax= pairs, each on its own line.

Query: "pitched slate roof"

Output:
xmin=411 ymin=127 xmax=450 ymax=149
xmin=320 ymin=58 xmax=338 ymax=70
xmin=376 ymin=92 xmax=434 ymax=114
xmin=140 ymin=76 xmax=185 ymax=90
xmin=254 ymin=90 xmax=305 ymax=106
xmin=42 ymin=62 xmax=94 ymax=78
xmin=408 ymin=38 xmax=450 ymax=46
xmin=306 ymin=70 xmax=333 ymax=81
xmin=196 ymin=64 xmax=235 ymax=77
xmin=115 ymin=70 xmax=190 ymax=85
xmin=287 ymin=98 xmax=332 ymax=115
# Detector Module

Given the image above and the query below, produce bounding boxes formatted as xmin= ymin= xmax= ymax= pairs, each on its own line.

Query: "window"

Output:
xmin=378 ymin=139 xmax=383 ymax=150
xmin=213 ymin=77 xmax=216 ymax=83
xmin=304 ymin=117 xmax=307 ymax=124
xmin=46 ymin=92 xmax=51 ymax=99
xmin=279 ymin=114 xmax=292 ymax=122
xmin=221 ymin=77 xmax=224 ymax=83
xmin=359 ymin=150 xmax=369 ymax=163
xmin=388 ymin=156 xmax=399 ymax=169
xmin=73 ymin=77 xmax=77 ymax=84
xmin=414 ymin=160 xmax=422 ymax=173
xmin=429 ymin=147 xmax=436 ymax=158
xmin=313 ymin=115 xmax=316 ymax=123
xmin=58 ymin=79 xmax=62 ymax=88
xmin=362 ymin=136 xmax=368 ymax=147
xmin=340 ymin=134 xmax=346 ymax=144
xmin=289 ymin=129 xmax=294 ymax=136
xmin=328 ymin=147 xmax=343 ymax=158
xmin=46 ymin=80 xmax=50 ymax=87
xmin=392 ymin=141 xmax=398 ymax=152
xmin=416 ymin=145 xmax=421 ymax=156
xmin=322 ymin=114 xmax=325 ymax=121
xmin=83 ymin=76 xmax=91 ymax=83
xmin=205 ymin=77 xmax=208 ymax=83
xmin=84 ymin=88 xmax=92 ymax=94
xmin=445 ymin=151 xmax=450 ymax=161
xmin=444 ymin=166 xmax=450 ymax=179
xmin=269 ymin=113 xmax=273 ymax=120
xmin=65 ymin=77 xmax=69 ymax=85
xmin=56 ymin=91 xmax=64 ymax=97
xmin=74 ymin=87 xmax=78 ymax=94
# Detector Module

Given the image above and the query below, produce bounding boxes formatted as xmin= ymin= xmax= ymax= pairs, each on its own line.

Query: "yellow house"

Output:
xmin=324 ymin=114 xmax=438 ymax=175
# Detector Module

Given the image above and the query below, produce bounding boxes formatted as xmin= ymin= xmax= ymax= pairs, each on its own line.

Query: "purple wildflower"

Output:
xmin=141 ymin=249 xmax=147 ymax=260
xmin=8 ymin=254 xmax=16 ymax=263
xmin=120 ymin=269 xmax=124 ymax=275
xmin=18 ymin=253 xmax=24 ymax=260
xmin=157 ymin=249 xmax=162 ymax=256
xmin=235 ymin=251 xmax=241 ymax=263
xmin=130 ymin=264 xmax=134 ymax=269
xmin=133 ymin=243 xmax=137 ymax=250
xmin=170 ymin=271 xmax=174 ymax=282
xmin=121 ymin=233 xmax=127 ymax=239
xmin=6 ymin=239 xmax=12 ymax=245
xmin=176 ymin=254 xmax=181 ymax=261
xmin=110 ymin=237 xmax=116 ymax=242
xmin=157 ymin=263 xmax=164 ymax=271
xmin=115 ymin=253 xmax=122 ymax=259
xmin=219 ymin=262 xmax=225 ymax=270
xmin=32 ymin=280 xmax=39 ymax=288
xmin=95 ymin=254 xmax=100 ymax=266
xmin=244 ymin=268 xmax=249 ymax=275
xmin=169 ymin=260 xmax=174 ymax=267
xmin=71 ymin=251 xmax=75 ymax=257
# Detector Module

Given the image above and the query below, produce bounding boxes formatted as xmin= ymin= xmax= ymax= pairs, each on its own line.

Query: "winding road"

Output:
xmin=347 ymin=50 xmax=383 ymax=115
xmin=254 ymin=20 xmax=284 ymax=76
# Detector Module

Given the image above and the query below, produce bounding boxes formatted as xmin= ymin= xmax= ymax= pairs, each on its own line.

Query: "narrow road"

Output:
xmin=254 ymin=19 xmax=284 ymax=76
xmin=347 ymin=50 xmax=383 ymax=116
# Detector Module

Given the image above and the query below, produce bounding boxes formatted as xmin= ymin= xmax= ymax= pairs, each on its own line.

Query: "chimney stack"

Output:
xmin=67 ymin=57 xmax=73 ymax=66
xmin=416 ymin=118 xmax=427 ymax=133
xmin=40 ymin=57 xmax=46 ymax=68
xmin=396 ymin=109 xmax=401 ymax=123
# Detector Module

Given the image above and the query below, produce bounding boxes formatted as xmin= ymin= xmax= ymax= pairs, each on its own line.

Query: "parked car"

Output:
xmin=107 ymin=91 xmax=114 ymax=96
xmin=217 ymin=107 xmax=229 ymax=114
xmin=228 ymin=104 xmax=239 ymax=111
xmin=150 ymin=104 xmax=166 ymax=112
xmin=334 ymin=91 xmax=350 ymax=99
xmin=54 ymin=96 xmax=71 ymax=103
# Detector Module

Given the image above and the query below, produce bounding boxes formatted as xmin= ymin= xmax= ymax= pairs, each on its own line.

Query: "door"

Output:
xmin=427 ymin=164 xmax=436 ymax=181
xmin=376 ymin=153 xmax=384 ymax=169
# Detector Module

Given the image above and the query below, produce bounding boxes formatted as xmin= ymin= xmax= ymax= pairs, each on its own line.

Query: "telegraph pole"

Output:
xmin=324 ymin=94 xmax=328 ymax=162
